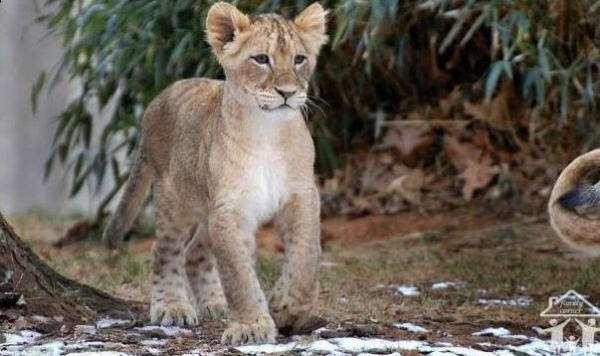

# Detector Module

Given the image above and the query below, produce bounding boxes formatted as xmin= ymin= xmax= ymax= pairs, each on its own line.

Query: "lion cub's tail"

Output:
xmin=549 ymin=149 xmax=600 ymax=255
xmin=102 ymin=153 xmax=152 ymax=249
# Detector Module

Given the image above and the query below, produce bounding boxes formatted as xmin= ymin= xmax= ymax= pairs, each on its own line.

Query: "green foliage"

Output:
xmin=36 ymin=0 xmax=600 ymax=217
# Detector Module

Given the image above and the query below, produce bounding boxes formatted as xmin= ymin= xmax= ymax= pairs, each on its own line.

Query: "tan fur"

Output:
xmin=102 ymin=2 xmax=328 ymax=345
xmin=549 ymin=149 xmax=600 ymax=255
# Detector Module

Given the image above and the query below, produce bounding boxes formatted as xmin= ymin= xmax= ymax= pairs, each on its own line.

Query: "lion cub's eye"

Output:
xmin=251 ymin=54 xmax=270 ymax=65
xmin=294 ymin=55 xmax=307 ymax=65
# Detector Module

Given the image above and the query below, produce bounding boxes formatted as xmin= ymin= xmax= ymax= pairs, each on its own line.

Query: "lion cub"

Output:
xmin=101 ymin=2 xmax=328 ymax=345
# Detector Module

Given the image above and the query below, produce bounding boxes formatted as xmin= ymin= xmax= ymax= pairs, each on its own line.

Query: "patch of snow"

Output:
xmin=431 ymin=281 xmax=463 ymax=290
xmin=0 ymin=346 xmax=25 ymax=355
xmin=304 ymin=339 xmax=339 ymax=353
xmin=477 ymin=342 xmax=494 ymax=347
xmin=494 ymin=350 xmax=514 ymax=356
xmin=237 ymin=339 xmax=425 ymax=355
xmin=505 ymin=338 xmax=574 ymax=355
xmin=145 ymin=347 xmax=163 ymax=355
xmin=392 ymin=284 xmax=420 ymax=297
xmin=64 ymin=341 xmax=109 ymax=350
xmin=135 ymin=325 xmax=193 ymax=337
xmin=140 ymin=339 xmax=168 ymax=347
xmin=394 ymin=322 xmax=429 ymax=333
xmin=313 ymin=327 xmax=330 ymax=335
xmin=477 ymin=296 xmax=532 ymax=307
xmin=181 ymin=351 xmax=208 ymax=356
xmin=332 ymin=338 xmax=398 ymax=353
xmin=228 ymin=335 xmax=600 ymax=356
xmin=96 ymin=318 xmax=129 ymax=329
xmin=472 ymin=327 xmax=512 ymax=337
xmin=1 ymin=330 xmax=42 ymax=345
xmin=65 ymin=352 xmax=128 ymax=356
xmin=427 ymin=346 xmax=490 ymax=355
xmin=64 ymin=341 xmax=127 ymax=353
xmin=331 ymin=338 xmax=424 ymax=353
xmin=235 ymin=341 xmax=297 ymax=354
xmin=434 ymin=342 xmax=453 ymax=347
xmin=522 ymin=338 xmax=600 ymax=355
xmin=19 ymin=341 xmax=65 ymax=355
xmin=472 ymin=327 xmax=531 ymax=341
xmin=393 ymin=340 xmax=429 ymax=351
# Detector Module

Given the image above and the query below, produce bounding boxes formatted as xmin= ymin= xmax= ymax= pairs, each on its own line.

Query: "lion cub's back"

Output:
xmin=139 ymin=78 xmax=224 ymax=175
xmin=166 ymin=78 xmax=224 ymax=113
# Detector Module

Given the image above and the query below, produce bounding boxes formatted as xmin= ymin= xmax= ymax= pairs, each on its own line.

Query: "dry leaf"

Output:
xmin=463 ymin=81 xmax=515 ymax=131
xmin=382 ymin=121 xmax=434 ymax=166
xmin=470 ymin=128 xmax=494 ymax=153
xmin=439 ymin=87 xmax=463 ymax=118
xmin=444 ymin=135 xmax=499 ymax=201
xmin=350 ymin=196 xmax=373 ymax=214
xmin=459 ymin=155 xmax=499 ymax=201
xmin=443 ymin=135 xmax=481 ymax=172
xmin=385 ymin=169 xmax=428 ymax=205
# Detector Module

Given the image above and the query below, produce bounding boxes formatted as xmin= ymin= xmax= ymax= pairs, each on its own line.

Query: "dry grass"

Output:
xmin=9 ymin=211 xmax=600 ymax=344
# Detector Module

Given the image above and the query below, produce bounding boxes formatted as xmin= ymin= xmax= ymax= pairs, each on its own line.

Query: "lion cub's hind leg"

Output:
xmin=185 ymin=225 xmax=228 ymax=320
xmin=149 ymin=185 xmax=198 ymax=326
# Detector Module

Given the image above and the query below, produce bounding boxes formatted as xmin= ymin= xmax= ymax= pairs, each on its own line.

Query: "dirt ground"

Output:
xmin=3 ymin=209 xmax=600 ymax=354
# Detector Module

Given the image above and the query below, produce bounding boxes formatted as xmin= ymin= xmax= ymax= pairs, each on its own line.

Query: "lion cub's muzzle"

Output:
xmin=259 ymin=88 xmax=307 ymax=112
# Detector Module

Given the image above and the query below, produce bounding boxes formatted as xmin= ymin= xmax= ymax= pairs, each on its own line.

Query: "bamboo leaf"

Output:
xmin=485 ymin=60 xmax=506 ymax=101
xmin=559 ymin=70 xmax=570 ymax=123
xmin=459 ymin=5 xmax=489 ymax=48
xmin=439 ymin=0 xmax=475 ymax=54
xmin=30 ymin=71 xmax=47 ymax=115
xmin=538 ymin=46 xmax=551 ymax=81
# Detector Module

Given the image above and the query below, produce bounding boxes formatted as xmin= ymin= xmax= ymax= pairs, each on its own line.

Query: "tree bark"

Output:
xmin=0 ymin=211 xmax=141 ymax=323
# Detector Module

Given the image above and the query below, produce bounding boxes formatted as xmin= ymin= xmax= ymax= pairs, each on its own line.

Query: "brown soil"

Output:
xmin=256 ymin=208 xmax=506 ymax=253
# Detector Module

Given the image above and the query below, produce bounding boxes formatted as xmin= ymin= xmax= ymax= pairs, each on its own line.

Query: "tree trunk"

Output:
xmin=0 ymin=211 xmax=141 ymax=323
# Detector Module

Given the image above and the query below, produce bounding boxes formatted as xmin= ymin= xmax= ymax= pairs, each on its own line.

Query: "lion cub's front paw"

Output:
xmin=221 ymin=315 xmax=277 ymax=345
xmin=150 ymin=300 xmax=198 ymax=326
xmin=269 ymin=294 xmax=325 ymax=335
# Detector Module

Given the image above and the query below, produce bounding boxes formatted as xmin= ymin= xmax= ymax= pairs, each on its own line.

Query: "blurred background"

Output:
xmin=0 ymin=0 xmax=72 ymax=214
xmin=3 ymin=0 xmax=600 ymax=223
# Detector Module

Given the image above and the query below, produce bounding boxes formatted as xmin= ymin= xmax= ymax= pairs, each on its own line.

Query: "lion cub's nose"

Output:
xmin=275 ymin=87 xmax=297 ymax=100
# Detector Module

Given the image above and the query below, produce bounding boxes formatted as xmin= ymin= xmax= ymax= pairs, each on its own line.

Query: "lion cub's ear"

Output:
xmin=206 ymin=2 xmax=251 ymax=57
xmin=294 ymin=2 xmax=329 ymax=54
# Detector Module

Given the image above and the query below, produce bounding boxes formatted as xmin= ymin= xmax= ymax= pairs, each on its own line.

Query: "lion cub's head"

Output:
xmin=206 ymin=2 xmax=328 ymax=113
